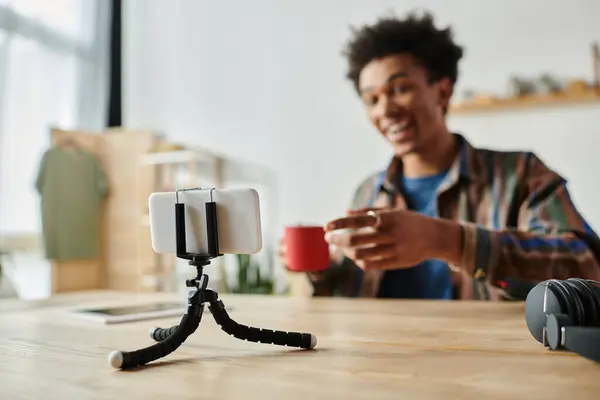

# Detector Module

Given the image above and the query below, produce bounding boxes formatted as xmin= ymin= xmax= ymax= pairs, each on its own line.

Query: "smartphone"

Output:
xmin=148 ymin=188 xmax=263 ymax=255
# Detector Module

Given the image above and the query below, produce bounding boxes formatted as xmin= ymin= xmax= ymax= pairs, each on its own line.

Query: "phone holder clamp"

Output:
xmin=107 ymin=187 xmax=317 ymax=370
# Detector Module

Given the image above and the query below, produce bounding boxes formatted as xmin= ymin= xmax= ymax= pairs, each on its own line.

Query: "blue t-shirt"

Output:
xmin=376 ymin=170 xmax=453 ymax=300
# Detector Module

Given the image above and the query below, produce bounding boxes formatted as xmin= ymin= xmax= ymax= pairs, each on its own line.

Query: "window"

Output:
xmin=10 ymin=0 xmax=85 ymax=39
xmin=0 ymin=0 xmax=110 ymax=236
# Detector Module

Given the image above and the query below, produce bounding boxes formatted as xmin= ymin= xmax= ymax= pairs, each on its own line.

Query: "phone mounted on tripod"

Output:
xmin=108 ymin=187 xmax=317 ymax=369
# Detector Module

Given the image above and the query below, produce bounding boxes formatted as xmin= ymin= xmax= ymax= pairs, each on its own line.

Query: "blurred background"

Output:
xmin=0 ymin=0 xmax=599 ymax=300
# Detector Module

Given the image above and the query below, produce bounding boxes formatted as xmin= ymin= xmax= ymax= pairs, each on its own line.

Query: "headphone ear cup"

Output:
xmin=525 ymin=281 xmax=564 ymax=343
xmin=526 ymin=279 xmax=600 ymax=364
xmin=566 ymin=278 xmax=600 ymax=325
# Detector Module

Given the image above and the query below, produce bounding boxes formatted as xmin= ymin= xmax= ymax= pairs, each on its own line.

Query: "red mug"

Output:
xmin=284 ymin=225 xmax=330 ymax=272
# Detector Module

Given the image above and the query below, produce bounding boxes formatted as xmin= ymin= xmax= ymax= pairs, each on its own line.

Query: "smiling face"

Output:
xmin=358 ymin=53 xmax=452 ymax=157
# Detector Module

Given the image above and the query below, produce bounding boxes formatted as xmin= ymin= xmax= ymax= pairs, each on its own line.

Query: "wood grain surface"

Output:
xmin=1 ymin=290 xmax=599 ymax=400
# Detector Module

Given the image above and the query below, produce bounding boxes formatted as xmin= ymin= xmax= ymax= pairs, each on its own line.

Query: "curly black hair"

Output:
xmin=342 ymin=11 xmax=464 ymax=93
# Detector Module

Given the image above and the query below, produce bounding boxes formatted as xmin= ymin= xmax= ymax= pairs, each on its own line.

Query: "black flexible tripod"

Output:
xmin=108 ymin=188 xmax=317 ymax=369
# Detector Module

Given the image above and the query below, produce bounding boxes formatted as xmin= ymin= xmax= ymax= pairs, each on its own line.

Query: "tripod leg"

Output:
xmin=205 ymin=290 xmax=317 ymax=350
xmin=108 ymin=291 xmax=204 ymax=369
xmin=149 ymin=274 xmax=210 ymax=343
xmin=149 ymin=325 xmax=179 ymax=342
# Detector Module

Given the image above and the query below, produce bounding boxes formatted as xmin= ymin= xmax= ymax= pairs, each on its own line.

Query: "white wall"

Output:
xmin=123 ymin=0 xmax=600 ymax=238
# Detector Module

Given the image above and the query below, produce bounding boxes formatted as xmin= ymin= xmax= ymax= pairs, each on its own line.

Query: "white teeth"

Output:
xmin=387 ymin=122 xmax=409 ymax=134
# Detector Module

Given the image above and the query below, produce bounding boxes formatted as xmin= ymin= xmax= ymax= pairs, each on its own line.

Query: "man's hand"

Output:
xmin=277 ymin=238 xmax=289 ymax=268
xmin=323 ymin=208 xmax=464 ymax=271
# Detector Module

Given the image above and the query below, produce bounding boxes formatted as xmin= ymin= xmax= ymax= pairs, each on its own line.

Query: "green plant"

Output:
xmin=220 ymin=254 xmax=275 ymax=294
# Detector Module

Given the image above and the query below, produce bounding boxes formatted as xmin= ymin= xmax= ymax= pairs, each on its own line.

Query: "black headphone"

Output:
xmin=525 ymin=278 xmax=600 ymax=363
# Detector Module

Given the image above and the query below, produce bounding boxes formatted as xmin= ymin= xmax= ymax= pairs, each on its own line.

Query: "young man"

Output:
xmin=281 ymin=12 xmax=600 ymax=300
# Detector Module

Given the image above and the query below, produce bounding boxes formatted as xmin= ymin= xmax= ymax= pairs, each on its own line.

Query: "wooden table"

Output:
xmin=1 ymin=291 xmax=599 ymax=399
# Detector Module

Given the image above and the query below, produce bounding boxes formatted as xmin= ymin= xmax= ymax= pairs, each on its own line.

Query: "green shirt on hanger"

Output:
xmin=35 ymin=146 xmax=109 ymax=261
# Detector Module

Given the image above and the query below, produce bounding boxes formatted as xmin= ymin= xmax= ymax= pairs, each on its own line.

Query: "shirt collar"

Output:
xmin=380 ymin=133 xmax=487 ymax=193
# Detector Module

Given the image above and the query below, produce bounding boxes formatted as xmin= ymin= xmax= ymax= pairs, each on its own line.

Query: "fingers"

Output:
xmin=325 ymin=229 xmax=394 ymax=247
xmin=345 ymin=207 xmax=387 ymax=216
xmin=278 ymin=243 xmax=287 ymax=256
xmin=277 ymin=240 xmax=287 ymax=266
xmin=347 ymin=243 xmax=396 ymax=261
xmin=356 ymin=255 xmax=401 ymax=271
xmin=324 ymin=214 xmax=379 ymax=231
xmin=330 ymin=208 xmax=396 ymax=232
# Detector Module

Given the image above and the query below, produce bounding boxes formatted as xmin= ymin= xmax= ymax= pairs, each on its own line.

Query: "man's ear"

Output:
xmin=435 ymin=77 xmax=453 ymax=111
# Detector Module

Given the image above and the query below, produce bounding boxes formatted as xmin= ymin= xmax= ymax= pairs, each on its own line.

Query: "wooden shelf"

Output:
xmin=141 ymin=149 xmax=219 ymax=166
xmin=449 ymin=89 xmax=600 ymax=115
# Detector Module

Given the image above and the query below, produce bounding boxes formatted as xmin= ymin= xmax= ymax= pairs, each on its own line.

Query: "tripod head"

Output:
xmin=107 ymin=187 xmax=317 ymax=370
xmin=525 ymin=278 xmax=600 ymax=364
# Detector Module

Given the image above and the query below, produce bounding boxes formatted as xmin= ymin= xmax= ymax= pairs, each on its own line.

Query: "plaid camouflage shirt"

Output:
xmin=311 ymin=134 xmax=600 ymax=300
